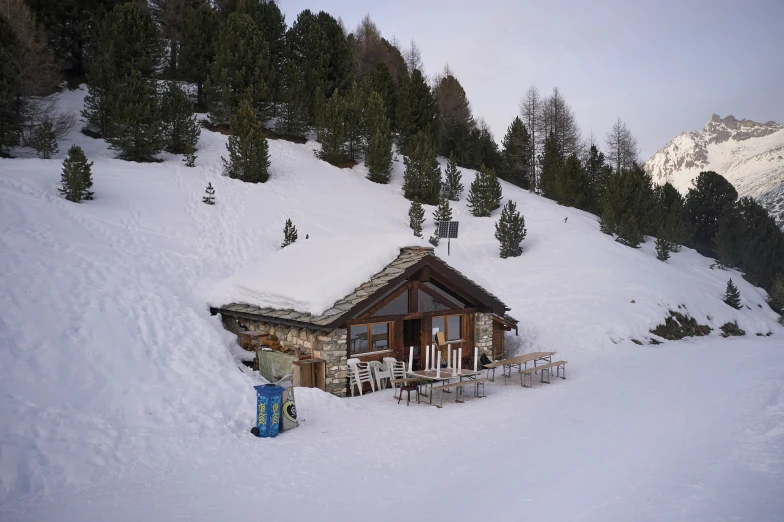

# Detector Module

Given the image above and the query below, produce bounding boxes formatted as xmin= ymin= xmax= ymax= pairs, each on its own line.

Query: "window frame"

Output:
xmin=349 ymin=321 xmax=394 ymax=355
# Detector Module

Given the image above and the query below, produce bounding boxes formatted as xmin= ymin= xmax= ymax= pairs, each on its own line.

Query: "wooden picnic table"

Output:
xmin=407 ymin=369 xmax=483 ymax=406
xmin=484 ymin=351 xmax=556 ymax=383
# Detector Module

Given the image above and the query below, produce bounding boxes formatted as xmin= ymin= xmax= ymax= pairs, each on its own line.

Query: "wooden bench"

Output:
xmin=519 ymin=360 xmax=567 ymax=388
xmin=430 ymin=378 xmax=490 ymax=407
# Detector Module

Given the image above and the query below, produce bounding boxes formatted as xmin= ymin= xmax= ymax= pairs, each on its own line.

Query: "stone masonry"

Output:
xmin=221 ymin=315 xmax=348 ymax=397
xmin=474 ymin=312 xmax=494 ymax=358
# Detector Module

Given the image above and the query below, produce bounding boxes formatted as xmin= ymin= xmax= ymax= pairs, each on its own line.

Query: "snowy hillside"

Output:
xmin=1 ymin=87 xmax=783 ymax=521
xmin=644 ymin=114 xmax=784 ymax=226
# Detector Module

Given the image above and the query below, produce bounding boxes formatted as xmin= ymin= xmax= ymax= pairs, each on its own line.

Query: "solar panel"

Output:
xmin=437 ymin=221 xmax=459 ymax=239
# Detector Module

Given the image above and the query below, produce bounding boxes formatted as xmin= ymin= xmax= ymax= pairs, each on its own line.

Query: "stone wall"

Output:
xmin=474 ymin=312 xmax=494 ymax=358
xmin=312 ymin=328 xmax=348 ymax=397
xmin=221 ymin=314 xmax=348 ymax=396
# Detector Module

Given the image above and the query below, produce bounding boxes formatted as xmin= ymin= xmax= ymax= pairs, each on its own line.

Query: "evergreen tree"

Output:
xmin=202 ymin=182 xmax=215 ymax=204
xmin=160 ymin=81 xmax=200 ymax=154
xmin=397 ymin=68 xmax=438 ymax=154
xmin=684 ymin=171 xmax=738 ymax=257
xmin=241 ymin=0 xmax=287 ymax=109
xmin=487 ymin=166 xmax=503 ymax=211
xmin=362 ymin=63 xmax=397 ymax=130
xmin=179 ymin=3 xmax=219 ymax=107
xmin=723 ymin=279 xmax=741 ymax=310
xmin=105 ymin=71 xmax=164 ymax=162
xmin=281 ymin=218 xmax=298 ymax=247
xmin=654 ymin=183 xmax=689 ymax=252
xmin=58 ymin=145 xmax=94 ymax=202
xmin=275 ymin=59 xmax=309 ymax=138
xmin=432 ymin=196 xmax=453 ymax=234
xmin=655 ymin=235 xmax=671 ymax=261
xmin=554 ymin=153 xmax=587 ymax=208
xmin=408 ymin=198 xmax=425 ymax=237
xmin=183 ymin=140 xmax=197 ymax=167
xmin=33 ymin=118 xmax=58 ymax=159
xmin=433 ymin=71 xmax=473 ymax=160
xmin=318 ymin=89 xmax=348 ymax=165
xmin=713 ymin=198 xmax=784 ymax=290
xmin=286 ymin=10 xmax=354 ymax=120
xmin=365 ymin=91 xmax=392 ymax=183
xmin=442 ymin=152 xmax=463 ymax=201
xmin=584 ymin=142 xmax=611 ymax=215
xmin=770 ymin=274 xmax=784 ymax=314
xmin=467 ymin=119 xmax=501 ymax=171
xmin=402 ymin=132 xmax=441 ymax=205
xmin=467 ymin=165 xmax=501 ymax=217
xmin=539 ymin=131 xmax=563 ymax=198
xmin=499 ymin=116 xmax=531 ymax=189
xmin=601 ymin=166 xmax=655 ymax=247
xmin=81 ymin=2 xmax=164 ymax=136
xmin=343 ymin=81 xmax=365 ymax=161
xmin=222 ymin=99 xmax=270 ymax=183
xmin=494 ymin=199 xmax=527 ymax=258
xmin=0 ymin=17 xmax=20 ymax=157
xmin=206 ymin=12 xmax=270 ymax=126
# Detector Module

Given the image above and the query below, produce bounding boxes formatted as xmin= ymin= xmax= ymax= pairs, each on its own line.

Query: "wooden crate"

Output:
xmin=293 ymin=358 xmax=326 ymax=391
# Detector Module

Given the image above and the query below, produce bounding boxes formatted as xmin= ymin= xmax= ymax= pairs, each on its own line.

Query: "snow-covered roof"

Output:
xmin=209 ymin=234 xmax=510 ymax=329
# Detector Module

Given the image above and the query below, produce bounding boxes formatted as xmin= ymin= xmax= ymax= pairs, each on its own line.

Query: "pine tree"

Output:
xmin=408 ymin=198 xmax=425 ymax=237
xmin=499 ymin=116 xmax=531 ymax=189
xmin=105 ymin=70 xmax=164 ymax=162
xmin=770 ymin=274 xmax=784 ymax=314
xmin=584 ymin=142 xmax=611 ymax=215
xmin=723 ymin=279 xmax=741 ymax=310
xmin=397 ymin=68 xmax=438 ymax=154
xmin=654 ymin=182 xmax=689 ymax=252
xmin=365 ymin=91 xmax=392 ymax=183
xmin=539 ymin=131 xmax=562 ymax=199
xmin=206 ymin=12 xmax=269 ymax=126
xmin=222 ymin=99 xmax=270 ymax=183
xmin=0 ymin=17 xmax=20 ymax=157
xmin=160 ymin=81 xmax=200 ymax=154
xmin=281 ymin=218 xmax=298 ymax=247
xmin=58 ymin=145 xmax=94 ymax=202
xmin=81 ymin=2 xmax=164 ymax=136
xmin=432 ymin=196 xmax=453 ymax=233
xmin=183 ymin=140 xmax=197 ymax=167
xmin=318 ymin=89 xmax=349 ymax=165
xmin=343 ymin=81 xmax=365 ymax=161
xmin=487 ymin=166 xmax=503 ymax=211
xmin=402 ymin=132 xmax=441 ymax=205
xmin=202 ymin=182 xmax=215 ymax=205
xmin=467 ymin=165 xmax=501 ymax=217
xmin=655 ymin=234 xmax=671 ymax=261
xmin=179 ymin=3 xmax=219 ymax=108
xmin=442 ymin=152 xmax=463 ymax=201
xmin=433 ymin=71 xmax=473 ymax=160
xmin=241 ymin=0 xmax=286 ymax=110
xmin=601 ymin=166 xmax=655 ymax=247
xmin=275 ymin=59 xmax=309 ymax=138
xmin=554 ymin=154 xmax=587 ymax=208
xmin=33 ymin=118 xmax=58 ymax=158
xmin=685 ymin=171 xmax=738 ymax=257
xmin=494 ymin=200 xmax=527 ymax=258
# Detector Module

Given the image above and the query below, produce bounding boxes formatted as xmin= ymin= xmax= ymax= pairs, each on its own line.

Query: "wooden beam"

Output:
xmin=359 ymin=282 xmax=411 ymax=319
xmin=418 ymin=282 xmax=463 ymax=311
xmin=408 ymin=281 xmax=419 ymax=314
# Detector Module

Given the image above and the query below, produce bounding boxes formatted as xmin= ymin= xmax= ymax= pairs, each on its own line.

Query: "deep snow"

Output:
xmin=1 ymin=87 xmax=782 ymax=521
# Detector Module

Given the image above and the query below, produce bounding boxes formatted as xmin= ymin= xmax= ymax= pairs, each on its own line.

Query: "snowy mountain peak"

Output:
xmin=644 ymin=114 xmax=784 ymax=228
xmin=701 ymin=114 xmax=783 ymax=145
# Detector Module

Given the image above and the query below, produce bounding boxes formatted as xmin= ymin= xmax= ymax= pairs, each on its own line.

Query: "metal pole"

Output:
xmin=448 ymin=236 xmax=451 ymax=256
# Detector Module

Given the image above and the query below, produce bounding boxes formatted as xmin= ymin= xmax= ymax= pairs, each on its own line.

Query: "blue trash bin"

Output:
xmin=254 ymin=384 xmax=284 ymax=438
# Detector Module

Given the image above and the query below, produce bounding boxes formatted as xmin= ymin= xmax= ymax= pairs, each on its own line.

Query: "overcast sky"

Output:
xmin=278 ymin=0 xmax=784 ymax=159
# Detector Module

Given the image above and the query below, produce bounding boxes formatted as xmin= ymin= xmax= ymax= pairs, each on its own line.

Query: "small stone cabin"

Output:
xmin=210 ymin=245 xmax=517 ymax=397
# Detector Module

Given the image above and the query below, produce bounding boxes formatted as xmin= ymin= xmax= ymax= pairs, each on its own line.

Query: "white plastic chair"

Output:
xmin=369 ymin=360 xmax=392 ymax=390
xmin=347 ymin=358 xmax=375 ymax=397
xmin=389 ymin=361 xmax=408 ymax=398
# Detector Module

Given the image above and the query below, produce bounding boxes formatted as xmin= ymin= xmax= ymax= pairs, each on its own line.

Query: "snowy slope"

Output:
xmin=1 ymin=87 xmax=783 ymax=521
xmin=644 ymin=114 xmax=784 ymax=227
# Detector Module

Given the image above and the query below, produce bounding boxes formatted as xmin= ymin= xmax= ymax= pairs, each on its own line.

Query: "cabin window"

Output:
xmin=431 ymin=314 xmax=463 ymax=342
xmin=424 ymin=282 xmax=467 ymax=308
xmin=349 ymin=322 xmax=392 ymax=354
xmin=418 ymin=289 xmax=451 ymax=313
xmin=372 ymin=289 xmax=409 ymax=316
